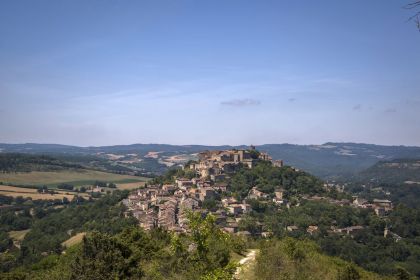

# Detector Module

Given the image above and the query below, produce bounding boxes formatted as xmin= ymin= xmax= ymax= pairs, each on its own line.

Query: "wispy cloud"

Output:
xmin=288 ymin=98 xmax=296 ymax=102
xmin=220 ymin=98 xmax=261 ymax=107
xmin=384 ymin=107 xmax=397 ymax=113
xmin=353 ymin=104 xmax=362 ymax=111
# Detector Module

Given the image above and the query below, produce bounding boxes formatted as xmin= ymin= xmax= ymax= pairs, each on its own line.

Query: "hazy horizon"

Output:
xmin=1 ymin=1 xmax=419 ymax=146
xmin=1 ymin=140 xmax=420 ymax=149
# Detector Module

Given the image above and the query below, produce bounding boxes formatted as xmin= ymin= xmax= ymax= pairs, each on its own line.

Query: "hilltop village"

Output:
xmin=123 ymin=147 xmax=395 ymax=237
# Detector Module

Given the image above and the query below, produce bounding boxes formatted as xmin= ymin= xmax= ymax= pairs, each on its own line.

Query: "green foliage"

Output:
xmin=0 ymin=230 xmax=13 ymax=252
xmin=228 ymin=161 xmax=327 ymax=200
xmin=1 ymin=212 xmax=239 ymax=280
xmin=1 ymin=191 xmax=136 ymax=268
xmin=70 ymin=232 xmax=142 ymax=280
xmin=202 ymin=199 xmax=218 ymax=212
xmin=151 ymin=167 xmax=196 ymax=185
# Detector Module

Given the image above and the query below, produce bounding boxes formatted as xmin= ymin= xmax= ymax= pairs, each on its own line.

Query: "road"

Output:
xmin=234 ymin=249 xmax=257 ymax=279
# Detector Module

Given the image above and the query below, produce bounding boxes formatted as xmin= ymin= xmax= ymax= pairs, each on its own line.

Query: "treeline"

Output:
xmin=0 ymin=153 xmax=84 ymax=173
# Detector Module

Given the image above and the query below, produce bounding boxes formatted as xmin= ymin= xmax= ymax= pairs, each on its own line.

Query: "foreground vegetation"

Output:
xmin=254 ymin=238 xmax=393 ymax=280
xmin=1 ymin=212 xmax=244 ymax=280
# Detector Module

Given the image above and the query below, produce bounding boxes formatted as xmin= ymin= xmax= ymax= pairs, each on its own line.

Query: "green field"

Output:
xmin=8 ymin=229 xmax=31 ymax=241
xmin=0 ymin=170 xmax=149 ymax=188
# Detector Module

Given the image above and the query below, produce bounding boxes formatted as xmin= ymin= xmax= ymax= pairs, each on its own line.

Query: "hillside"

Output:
xmin=250 ymin=238 xmax=391 ymax=280
xmin=359 ymin=158 xmax=420 ymax=185
xmin=345 ymin=158 xmax=420 ymax=208
xmin=2 ymin=142 xmax=420 ymax=178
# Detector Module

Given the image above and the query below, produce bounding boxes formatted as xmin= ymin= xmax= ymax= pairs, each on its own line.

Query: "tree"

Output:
xmin=186 ymin=212 xmax=234 ymax=275
xmin=406 ymin=1 xmax=420 ymax=31
xmin=0 ymin=231 xmax=12 ymax=252
xmin=70 ymin=232 xmax=142 ymax=279
xmin=107 ymin=183 xmax=117 ymax=188
xmin=57 ymin=184 xmax=74 ymax=191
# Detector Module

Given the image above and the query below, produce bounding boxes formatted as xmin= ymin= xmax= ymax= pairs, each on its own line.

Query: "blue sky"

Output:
xmin=1 ymin=0 xmax=419 ymax=146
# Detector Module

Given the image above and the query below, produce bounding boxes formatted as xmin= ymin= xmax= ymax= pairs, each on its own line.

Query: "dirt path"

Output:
xmin=234 ymin=249 xmax=257 ymax=279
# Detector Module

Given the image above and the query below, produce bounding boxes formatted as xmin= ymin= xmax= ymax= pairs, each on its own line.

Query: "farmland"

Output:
xmin=0 ymin=185 xmax=89 ymax=200
xmin=116 ymin=182 xmax=146 ymax=190
xmin=0 ymin=169 xmax=149 ymax=188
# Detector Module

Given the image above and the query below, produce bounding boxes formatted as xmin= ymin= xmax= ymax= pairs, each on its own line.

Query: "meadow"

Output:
xmin=0 ymin=170 xmax=148 ymax=188
xmin=0 ymin=185 xmax=89 ymax=200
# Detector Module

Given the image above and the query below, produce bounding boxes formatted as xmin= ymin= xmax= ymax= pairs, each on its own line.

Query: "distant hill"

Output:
xmin=347 ymin=159 xmax=420 ymax=208
xmin=1 ymin=142 xmax=420 ymax=178
xmin=359 ymin=158 xmax=420 ymax=185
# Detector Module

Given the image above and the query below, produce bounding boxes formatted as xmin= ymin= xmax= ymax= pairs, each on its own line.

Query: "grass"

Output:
xmin=62 ymin=232 xmax=86 ymax=248
xmin=0 ymin=169 xmax=149 ymax=188
xmin=8 ymin=229 xmax=31 ymax=241
xmin=0 ymin=184 xmax=89 ymax=200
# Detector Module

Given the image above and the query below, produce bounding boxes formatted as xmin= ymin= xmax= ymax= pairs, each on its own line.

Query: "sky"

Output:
xmin=1 ymin=0 xmax=420 ymax=147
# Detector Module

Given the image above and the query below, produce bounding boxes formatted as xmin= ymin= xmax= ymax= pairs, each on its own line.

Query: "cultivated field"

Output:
xmin=0 ymin=170 xmax=148 ymax=187
xmin=116 ymin=182 xmax=146 ymax=190
xmin=0 ymin=185 xmax=89 ymax=200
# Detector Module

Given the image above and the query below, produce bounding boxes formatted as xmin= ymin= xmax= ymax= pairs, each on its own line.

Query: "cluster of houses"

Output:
xmin=352 ymin=197 xmax=393 ymax=216
xmin=283 ymin=195 xmax=396 ymax=240
xmin=189 ymin=147 xmax=283 ymax=180
xmin=122 ymin=147 xmax=397 ymax=241
xmin=122 ymin=148 xmax=285 ymax=235
xmin=122 ymin=181 xmax=255 ymax=234
xmin=302 ymin=194 xmax=394 ymax=217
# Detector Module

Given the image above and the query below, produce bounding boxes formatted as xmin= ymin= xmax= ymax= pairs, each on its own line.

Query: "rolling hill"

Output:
xmin=2 ymin=142 xmax=420 ymax=178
